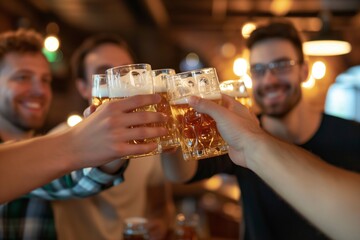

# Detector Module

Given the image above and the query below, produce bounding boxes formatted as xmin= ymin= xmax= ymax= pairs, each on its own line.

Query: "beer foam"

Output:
xmin=221 ymin=90 xmax=248 ymax=98
xmin=200 ymin=92 xmax=222 ymax=100
xmin=170 ymin=92 xmax=221 ymax=105
xmin=109 ymin=87 xmax=152 ymax=97
xmin=154 ymin=81 xmax=167 ymax=92
xmin=92 ymin=85 xmax=109 ymax=97
xmin=153 ymin=74 xmax=168 ymax=92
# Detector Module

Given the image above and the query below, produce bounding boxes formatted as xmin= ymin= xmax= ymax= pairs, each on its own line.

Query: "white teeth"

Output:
xmin=265 ymin=91 xmax=281 ymax=99
xmin=24 ymin=102 xmax=41 ymax=109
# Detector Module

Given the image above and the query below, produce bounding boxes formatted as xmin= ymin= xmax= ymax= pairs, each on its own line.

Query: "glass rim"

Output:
xmin=105 ymin=63 xmax=151 ymax=74
xmin=175 ymin=67 xmax=216 ymax=76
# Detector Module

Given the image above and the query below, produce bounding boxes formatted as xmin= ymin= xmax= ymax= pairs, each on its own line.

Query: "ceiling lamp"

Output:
xmin=303 ymin=11 xmax=351 ymax=56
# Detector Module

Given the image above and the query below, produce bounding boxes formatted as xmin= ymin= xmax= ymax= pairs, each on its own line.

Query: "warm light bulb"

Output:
xmin=302 ymin=76 xmax=316 ymax=89
xmin=67 ymin=114 xmax=83 ymax=127
xmin=233 ymin=58 xmax=248 ymax=77
xmin=311 ymin=61 xmax=326 ymax=79
xmin=44 ymin=36 xmax=60 ymax=52
xmin=241 ymin=22 xmax=256 ymax=39
xmin=303 ymin=40 xmax=351 ymax=56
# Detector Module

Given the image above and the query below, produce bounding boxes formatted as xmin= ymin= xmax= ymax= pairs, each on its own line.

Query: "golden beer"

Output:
xmin=111 ymin=94 xmax=160 ymax=158
xmin=170 ymin=94 xmax=227 ymax=161
xmin=155 ymin=92 xmax=180 ymax=150
xmin=92 ymin=74 xmax=109 ymax=107
xmin=107 ymin=63 xmax=161 ymax=159
xmin=152 ymin=68 xmax=179 ymax=150
xmin=220 ymin=80 xmax=252 ymax=108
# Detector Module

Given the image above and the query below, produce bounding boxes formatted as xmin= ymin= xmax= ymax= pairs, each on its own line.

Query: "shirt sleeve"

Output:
xmin=187 ymin=154 xmax=236 ymax=183
xmin=26 ymin=159 xmax=129 ymax=200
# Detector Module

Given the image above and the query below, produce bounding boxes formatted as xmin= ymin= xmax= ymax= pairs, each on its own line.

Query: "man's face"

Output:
xmin=80 ymin=43 xmax=133 ymax=103
xmin=250 ymin=38 xmax=308 ymax=118
xmin=0 ymin=52 xmax=52 ymax=131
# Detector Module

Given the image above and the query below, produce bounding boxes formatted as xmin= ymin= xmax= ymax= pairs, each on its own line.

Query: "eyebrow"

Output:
xmin=251 ymin=57 xmax=293 ymax=66
xmin=95 ymin=65 xmax=112 ymax=74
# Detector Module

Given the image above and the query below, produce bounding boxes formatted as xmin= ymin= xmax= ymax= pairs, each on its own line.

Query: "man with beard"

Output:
xmin=51 ymin=34 xmax=174 ymax=240
xmin=0 ymin=29 xmax=166 ymax=239
xmin=161 ymin=20 xmax=360 ymax=239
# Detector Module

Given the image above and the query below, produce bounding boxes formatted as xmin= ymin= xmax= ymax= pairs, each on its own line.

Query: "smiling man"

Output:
xmin=161 ymin=20 xmax=360 ymax=240
xmin=0 ymin=33 xmax=52 ymax=139
xmin=0 ymin=29 xmax=136 ymax=239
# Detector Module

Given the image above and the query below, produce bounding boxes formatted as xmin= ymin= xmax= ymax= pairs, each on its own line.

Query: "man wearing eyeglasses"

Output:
xmin=161 ymin=20 xmax=360 ymax=240
xmin=242 ymin=20 xmax=359 ymax=238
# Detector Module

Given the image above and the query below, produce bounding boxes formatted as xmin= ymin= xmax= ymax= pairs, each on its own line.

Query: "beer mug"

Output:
xmin=174 ymin=213 xmax=199 ymax=240
xmin=106 ymin=63 xmax=161 ymax=159
xmin=152 ymin=68 xmax=180 ymax=151
xmin=167 ymin=67 xmax=228 ymax=161
xmin=91 ymin=74 xmax=109 ymax=107
xmin=220 ymin=79 xmax=252 ymax=108
xmin=123 ymin=217 xmax=149 ymax=240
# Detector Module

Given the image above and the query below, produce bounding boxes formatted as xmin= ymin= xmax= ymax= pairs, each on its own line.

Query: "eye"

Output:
xmin=42 ymin=77 xmax=52 ymax=84
xmin=13 ymin=74 xmax=31 ymax=82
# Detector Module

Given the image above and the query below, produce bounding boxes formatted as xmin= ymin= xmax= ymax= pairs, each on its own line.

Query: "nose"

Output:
xmin=261 ymin=69 xmax=279 ymax=86
xmin=30 ymin=77 xmax=47 ymax=95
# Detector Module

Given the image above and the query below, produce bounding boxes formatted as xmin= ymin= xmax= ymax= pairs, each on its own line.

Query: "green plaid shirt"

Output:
xmin=0 ymin=162 xmax=129 ymax=240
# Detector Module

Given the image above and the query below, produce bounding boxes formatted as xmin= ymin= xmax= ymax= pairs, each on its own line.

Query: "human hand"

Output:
xmin=188 ymin=94 xmax=264 ymax=167
xmin=69 ymin=94 xmax=168 ymax=169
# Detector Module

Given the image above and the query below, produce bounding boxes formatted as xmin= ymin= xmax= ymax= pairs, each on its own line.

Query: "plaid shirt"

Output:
xmin=0 ymin=162 xmax=129 ymax=240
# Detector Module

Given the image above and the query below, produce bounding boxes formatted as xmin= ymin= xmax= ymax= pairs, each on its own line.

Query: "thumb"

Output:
xmin=83 ymin=104 xmax=97 ymax=118
xmin=187 ymin=96 xmax=228 ymax=122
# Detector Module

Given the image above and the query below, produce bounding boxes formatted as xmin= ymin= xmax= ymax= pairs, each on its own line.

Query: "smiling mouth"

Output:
xmin=23 ymin=101 xmax=42 ymax=111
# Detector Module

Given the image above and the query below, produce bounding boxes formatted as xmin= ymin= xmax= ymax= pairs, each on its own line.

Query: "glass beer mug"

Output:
xmin=219 ymin=79 xmax=252 ymax=108
xmin=166 ymin=67 xmax=228 ymax=161
xmin=123 ymin=217 xmax=149 ymax=240
xmin=152 ymin=68 xmax=180 ymax=151
xmin=92 ymin=74 xmax=110 ymax=106
xmin=106 ymin=63 xmax=161 ymax=159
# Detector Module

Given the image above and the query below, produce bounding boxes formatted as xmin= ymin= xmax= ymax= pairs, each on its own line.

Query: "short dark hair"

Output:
xmin=71 ymin=34 xmax=136 ymax=82
xmin=246 ymin=20 xmax=304 ymax=63
xmin=0 ymin=28 xmax=44 ymax=65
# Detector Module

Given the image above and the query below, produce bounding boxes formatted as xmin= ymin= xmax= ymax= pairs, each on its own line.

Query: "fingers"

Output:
xmin=118 ymin=126 xmax=167 ymax=141
xmin=118 ymin=142 xmax=159 ymax=157
xmin=188 ymin=95 xmax=229 ymax=122
xmin=116 ymin=111 xmax=167 ymax=128
xmin=83 ymin=105 xmax=97 ymax=118
xmin=221 ymin=94 xmax=249 ymax=115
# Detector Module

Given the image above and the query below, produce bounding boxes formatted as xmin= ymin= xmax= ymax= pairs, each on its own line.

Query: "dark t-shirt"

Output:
xmin=190 ymin=114 xmax=360 ymax=240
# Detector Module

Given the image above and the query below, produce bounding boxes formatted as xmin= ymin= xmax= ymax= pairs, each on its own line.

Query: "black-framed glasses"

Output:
xmin=250 ymin=59 xmax=300 ymax=79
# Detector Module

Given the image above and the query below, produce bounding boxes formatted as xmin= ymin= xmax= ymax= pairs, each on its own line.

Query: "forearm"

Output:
xmin=250 ymin=134 xmax=360 ymax=240
xmin=0 ymin=133 xmax=77 ymax=203
xmin=161 ymin=147 xmax=197 ymax=183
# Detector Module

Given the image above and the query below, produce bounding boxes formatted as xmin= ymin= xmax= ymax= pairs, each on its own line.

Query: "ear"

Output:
xmin=76 ymin=78 xmax=90 ymax=100
xmin=300 ymin=61 xmax=310 ymax=83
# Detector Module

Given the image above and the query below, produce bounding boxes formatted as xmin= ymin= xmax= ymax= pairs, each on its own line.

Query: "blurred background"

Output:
xmin=1 ymin=0 xmax=359 ymax=238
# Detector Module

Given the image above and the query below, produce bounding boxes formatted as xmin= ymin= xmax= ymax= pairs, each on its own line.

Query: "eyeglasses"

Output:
xmin=250 ymin=59 xmax=299 ymax=79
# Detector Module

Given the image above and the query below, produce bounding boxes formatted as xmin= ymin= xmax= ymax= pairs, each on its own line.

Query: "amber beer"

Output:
xmin=170 ymin=93 xmax=227 ymax=161
xmin=152 ymin=69 xmax=180 ymax=150
xmin=106 ymin=64 xmax=160 ymax=159
xmin=91 ymin=74 xmax=109 ymax=107
xmin=123 ymin=217 xmax=149 ymax=240
xmin=110 ymin=88 xmax=159 ymax=158
xmin=220 ymin=79 xmax=252 ymax=108
xmin=91 ymin=85 xmax=109 ymax=106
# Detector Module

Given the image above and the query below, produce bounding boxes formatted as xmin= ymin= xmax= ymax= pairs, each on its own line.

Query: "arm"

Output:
xmin=188 ymin=94 xmax=360 ymax=240
xmin=0 ymin=94 xmax=167 ymax=203
xmin=161 ymin=146 xmax=197 ymax=183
